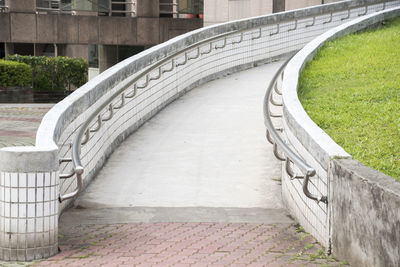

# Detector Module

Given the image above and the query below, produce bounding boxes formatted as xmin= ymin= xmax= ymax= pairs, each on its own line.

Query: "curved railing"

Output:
xmin=264 ymin=58 xmax=328 ymax=205
xmin=61 ymin=30 xmax=243 ymax=201
xmin=50 ymin=0 xmax=400 ymax=207
xmin=276 ymin=4 xmax=400 ymax=250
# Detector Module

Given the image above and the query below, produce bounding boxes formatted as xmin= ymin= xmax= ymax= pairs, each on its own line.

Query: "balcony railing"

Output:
xmin=0 ymin=0 xmax=8 ymax=13
xmin=35 ymin=0 xmax=202 ymax=18
xmin=36 ymin=0 xmax=137 ymax=16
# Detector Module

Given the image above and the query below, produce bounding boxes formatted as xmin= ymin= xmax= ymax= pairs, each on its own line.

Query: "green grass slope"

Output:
xmin=299 ymin=18 xmax=400 ymax=181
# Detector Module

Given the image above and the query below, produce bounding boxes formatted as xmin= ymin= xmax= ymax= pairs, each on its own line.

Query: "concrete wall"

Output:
xmin=98 ymin=45 xmax=118 ymax=73
xmin=228 ymin=0 xmax=272 ymax=20
xmin=7 ymin=0 xmax=36 ymax=12
xmin=330 ymin=159 xmax=400 ymax=267
xmin=64 ymin=44 xmax=89 ymax=61
xmin=280 ymin=4 xmax=400 ymax=265
xmin=273 ymin=0 xmax=285 ymax=13
xmin=0 ymin=14 xmax=202 ymax=46
xmin=278 ymin=1 xmax=397 ymax=248
xmin=285 ymin=0 xmax=321 ymax=11
xmin=136 ymin=0 xmax=160 ymax=17
xmin=204 ymin=0 xmax=342 ymax=26
xmin=285 ymin=0 xmax=342 ymax=11
xmin=204 ymin=0 xmax=272 ymax=26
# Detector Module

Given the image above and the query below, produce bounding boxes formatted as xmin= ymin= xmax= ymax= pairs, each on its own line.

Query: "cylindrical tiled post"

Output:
xmin=0 ymin=147 xmax=59 ymax=261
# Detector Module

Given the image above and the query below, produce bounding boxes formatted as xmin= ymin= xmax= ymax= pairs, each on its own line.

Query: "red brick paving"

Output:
xmin=0 ymin=116 xmax=43 ymax=122
xmin=0 ymin=129 xmax=36 ymax=137
xmin=34 ymin=223 xmax=349 ymax=267
xmin=0 ymin=105 xmax=52 ymax=147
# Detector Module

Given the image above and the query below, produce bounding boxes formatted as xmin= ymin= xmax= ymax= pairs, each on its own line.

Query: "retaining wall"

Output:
xmin=330 ymin=159 xmax=400 ymax=267
xmin=281 ymin=5 xmax=400 ymax=266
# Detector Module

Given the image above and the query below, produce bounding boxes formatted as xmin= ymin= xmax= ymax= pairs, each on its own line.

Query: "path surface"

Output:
xmin=36 ymin=222 xmax=346 ymax=267
xmin=74 ymin=60 xmax=285 ymax=211
xmin=0 ymin=104 xmax=53 ymax=147
xmin=0 ymin=61 xmax=348 ymax=266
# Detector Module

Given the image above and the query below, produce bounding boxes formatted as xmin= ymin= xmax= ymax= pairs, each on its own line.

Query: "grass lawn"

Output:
xmin=298 ymin=17 xmax=400 ymax=181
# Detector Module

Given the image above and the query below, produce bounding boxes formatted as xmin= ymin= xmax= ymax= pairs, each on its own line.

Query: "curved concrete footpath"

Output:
xmin=73 ymin=60 xmax=287 ymax=212
xmin=1 ymin=61 xmax=348 ymax=266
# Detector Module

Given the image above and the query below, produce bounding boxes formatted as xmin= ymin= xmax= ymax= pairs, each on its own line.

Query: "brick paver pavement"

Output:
xmin=28 ymin=222 xmax=348 ymax=267
xmin=0 ymin=104 xmax=53 ymax=147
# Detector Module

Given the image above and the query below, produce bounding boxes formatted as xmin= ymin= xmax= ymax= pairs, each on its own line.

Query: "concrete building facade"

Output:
xmin=0 ymin=0 xmax=203 ymax=75
xmin=204 ymin=0 xmax=341 ymax=26
xmin=0 ymin=0 xmax=343 ymax=76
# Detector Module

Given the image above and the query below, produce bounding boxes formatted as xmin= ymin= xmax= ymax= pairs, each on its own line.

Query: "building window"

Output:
xmin=178 ymin=0 xmax=203 ymax=16
xmin=0 ymin=43 xmax=4 ymax=58
xmin=13 ymin=44 xmax=34 ymax=56
xmin=118 ymin=45 xmax=145 ymax=62
xmin=89 ymin=44 xmax=99 ymax=68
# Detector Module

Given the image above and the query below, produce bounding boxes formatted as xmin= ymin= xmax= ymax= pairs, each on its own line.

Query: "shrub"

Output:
xmin=0 ymin=60 xmax=32 ymax=87
xmin=6 ymin=55 xmax=88 ymax=92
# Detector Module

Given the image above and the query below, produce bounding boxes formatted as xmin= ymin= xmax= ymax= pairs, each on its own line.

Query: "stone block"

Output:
xmin=65 ymin=44 xmax=88 ymax=61
xmin=136 ymin=0 xmax=159 ymax=17
xmin=37 ymin=14 xmax=58 ymax=43
xmin=99 ymin=16 xmax=118 ymax=45
xmin=330 ymin=159 xmax=400 ymax=267
xmin=58 ymin=15 xmax=79 ymax=43
xmin=10 ymin=13 xmax=36 ymax=43
xmin=285 ymin=0 xmax=321 ymax=11
xmin=137 ymin=17 xmax=159 ymax=45
xmin=0 ymin=14 xmax=10 ymax=42
xmin=78 ymin=16 xmax=99 ymax=44
xmin=159 ymin=18 xmax=202 ymax=42
xmin=273 ymin=0 xmax=285 ymax=13
xmin=204 ymin=0 xmax=228 ymax=25
xmin=8 ymin=0 xmax=36 ymax=13
xmin=116 ymin=17 xmax=137 ymax=45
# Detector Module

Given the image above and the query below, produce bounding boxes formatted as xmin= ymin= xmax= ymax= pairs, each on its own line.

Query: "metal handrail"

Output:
xmin=36 ymin=6 xmax=75 ymax=15
xmin=59 ymin=0 xmax=391 ymax=202
xmin=263 ymin=58 xmax=328 ymax=204
xmin=59 ymin=29 xmax=242 ymax=201
xmin=160 ymin=1 xmax=178 ymax=15
xmin=112 ymin=1 xmax=136 ymax=4
xmin=160 ymin=3 xmax=178 ymax=6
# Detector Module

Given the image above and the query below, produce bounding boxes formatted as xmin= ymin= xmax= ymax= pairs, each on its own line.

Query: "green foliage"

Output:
xmin=6 ymin=55 xmax=88 ymax=92
xmin=0 ymin=60 xmax=32 ymax=87
xmin=304 ymin=243 xmax=314 ymax=250
xmin=295 ymin=224 xmax=305 ymax=233
xmin=299 ymin=17 xmax=400 ymax=181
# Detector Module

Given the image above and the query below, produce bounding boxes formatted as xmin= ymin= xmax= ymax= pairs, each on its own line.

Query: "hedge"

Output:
xmin=0 ymin=60 xmax=32 ymax=88
xmin=6 ymin=55 xmax=88 ymax=92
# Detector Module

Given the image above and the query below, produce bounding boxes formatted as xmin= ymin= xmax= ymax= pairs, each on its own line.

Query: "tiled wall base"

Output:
xmin=0 ymin=172 xmax=59 ymax=261
xmin=0 ymin=244 xmax=58 ymax=261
